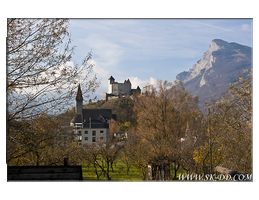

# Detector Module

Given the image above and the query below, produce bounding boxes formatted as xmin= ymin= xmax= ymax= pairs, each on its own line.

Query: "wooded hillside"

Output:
xmin=83 ymin=97 xmax=136 ymax=124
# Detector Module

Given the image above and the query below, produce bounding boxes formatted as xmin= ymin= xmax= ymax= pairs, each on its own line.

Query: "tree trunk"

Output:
xmin=106 ymin=161 xmax=111 ymax=180
xmin=173 ymin=163 xmax=180 ymax=179
xmin=93 ymin=162 xmax=99 ymax=180
xmin=111 ymin=161 xmax=114 ymax=172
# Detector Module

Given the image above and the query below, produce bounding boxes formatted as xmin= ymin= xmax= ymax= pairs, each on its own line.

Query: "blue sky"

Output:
xmin=68 ymin=19 xmax=252 ymax=100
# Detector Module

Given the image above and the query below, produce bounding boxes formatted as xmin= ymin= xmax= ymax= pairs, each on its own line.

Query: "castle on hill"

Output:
xmin=103 ymin=76 xmax=141 ymax=101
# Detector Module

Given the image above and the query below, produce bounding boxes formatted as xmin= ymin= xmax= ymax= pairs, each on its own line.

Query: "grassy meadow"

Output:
xmin=81 ymin=160 xmax=185 ymax=181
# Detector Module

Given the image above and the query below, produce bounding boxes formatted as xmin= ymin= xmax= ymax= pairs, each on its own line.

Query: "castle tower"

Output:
xmin=108 ymin=76 xmax=115 ymax=84
xmin=136 ymin=86 xmax=141 ymax=94
xmin=124 ymin=79 xmax=132 ymax=94
xmin=75 ymin=84 xmax=83 ymax=115
xmin=108 ymin=76 xmax=115 ymax=94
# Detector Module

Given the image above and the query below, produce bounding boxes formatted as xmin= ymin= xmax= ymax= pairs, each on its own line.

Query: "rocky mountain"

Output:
xmin=175 ymin=39 xmax=252 ymax=108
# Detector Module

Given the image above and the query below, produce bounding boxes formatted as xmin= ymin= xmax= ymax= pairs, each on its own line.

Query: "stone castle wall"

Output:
xmin=103 ymin=76 xmax=140 ymax=101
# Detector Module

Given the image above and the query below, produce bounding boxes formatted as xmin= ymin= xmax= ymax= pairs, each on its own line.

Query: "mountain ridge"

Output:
xmin=175 ymin=39 xmax=252 ymax=108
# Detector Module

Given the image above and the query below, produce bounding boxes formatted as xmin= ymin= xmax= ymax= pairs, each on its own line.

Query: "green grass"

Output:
xmin=81 ymin=160 xmax=186 ymax=181
xmin=82 ymin=160 xmax=143 ymax=181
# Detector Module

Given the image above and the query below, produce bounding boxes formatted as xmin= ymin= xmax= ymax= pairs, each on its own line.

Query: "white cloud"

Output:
xmin=88 ymin=59 xmax=111 ymax=98
xmin=241 ymin=24 xmax=251 ymax=32
xmin=90 ymin=60 xmax=110 ymax=79
xmin=19 ymin=61 xmax=77 ymax=95
xmin=127 ymin=76 xmax=157 ymax=90
xmin=81 ymin=35 xmax=124 ymax=69
xmin=192 ymin=21 xmax=234 ymax=33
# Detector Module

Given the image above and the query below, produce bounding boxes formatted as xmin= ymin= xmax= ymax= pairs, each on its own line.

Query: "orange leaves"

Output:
xmin=7 ymin=113 xmax=67 ymax=166
xmin=109 ymin=118 xmax=120 ymax=135
xmin=132 ymin=79 xmax=202 ymax=170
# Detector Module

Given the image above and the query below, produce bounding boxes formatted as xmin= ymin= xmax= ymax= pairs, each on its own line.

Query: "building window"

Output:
xmin=92 ymin=131 xmax=96 ymax=136
xmin=85 ymin=131 xmax=88 ymax=134
xmin=84 ymin=137 xmax=88 ymax=140
xmin=92 ymin=137 xmax=96 ymax=142
xmin=100 ymin=130 xmax=104 ymax=133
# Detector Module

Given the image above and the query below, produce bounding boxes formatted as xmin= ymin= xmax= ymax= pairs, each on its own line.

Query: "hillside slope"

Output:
xmin=83 ymin=97 xmax=135 ymax=123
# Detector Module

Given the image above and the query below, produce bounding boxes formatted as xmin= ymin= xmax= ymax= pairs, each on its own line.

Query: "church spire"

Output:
xmin=75 ymin=84 xmax=83 ymax=115
xmin=76 ymin=84 xmax=83 ymax=101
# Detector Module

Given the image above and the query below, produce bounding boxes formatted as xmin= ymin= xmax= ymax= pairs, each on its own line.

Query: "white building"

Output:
xmin=73 ymin=119 xmax=110 ymax=145
xmin=70 ymin=84 xmax=116 ymax=145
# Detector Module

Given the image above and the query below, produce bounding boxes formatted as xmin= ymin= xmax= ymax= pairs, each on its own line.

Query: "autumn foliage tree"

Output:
xmin=6 ymin=18 xmax=99 ymax=165
xmin=7 ymin=114 xmax=59 ymax=165
xmin=132 ymin=80 xmax=201 ymax=180
xmin=7 ymin=114 xmax=83 ymax=166
xmin=202 ymin=69 xmax=252 ymax=174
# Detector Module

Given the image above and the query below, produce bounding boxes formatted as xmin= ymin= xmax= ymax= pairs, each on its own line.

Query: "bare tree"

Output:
xmin=205 ymin=70 xmax=252 ymax=174
xmin=83 ymin=136 xmax=121 ymax=181
xmin=123 ymin=131 xmax=150 ymax=180
xmin=133 ymin=80 xmax=201 ymax=180
xmin=98 ymin=138 xmax=122 ymax=180
xmin=6 ymin=18 xmax=100 ymax=164
xmin=7 ymin=18 xmax=99 ymax=122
